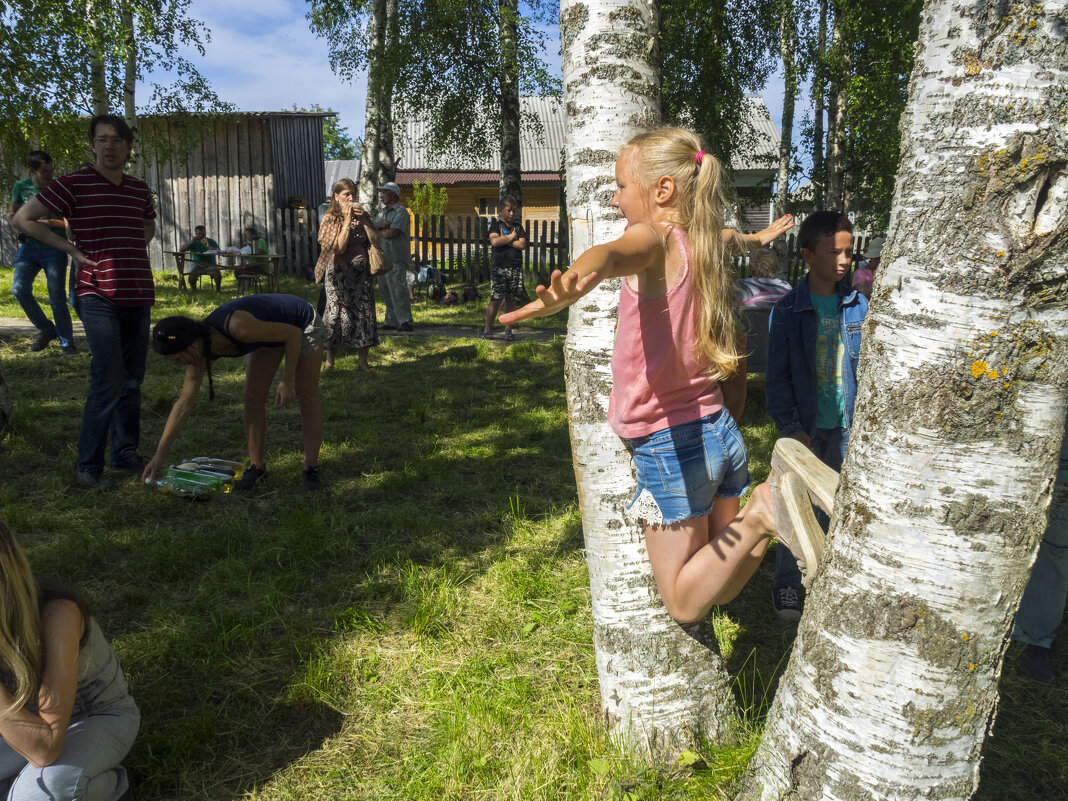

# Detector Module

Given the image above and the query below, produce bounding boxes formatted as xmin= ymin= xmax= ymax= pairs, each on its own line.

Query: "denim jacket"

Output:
xmin=765 ymin=276 xmax=868 ymax=438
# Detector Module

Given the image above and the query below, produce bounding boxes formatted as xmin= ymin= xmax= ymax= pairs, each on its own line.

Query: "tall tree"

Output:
xmin=809 ymin=0 xmax=828 ymax=208
xmin=559 ymin=0 xmax=739 ymax=757
xmin=659 ymin=0 xmax=778 ymax=174
xmin=498 ymin=0 xmax=522 ymax=210
xmin=738 ymin=0 xmax=1068 ymax=797
xmin=774 ymin=0 xmax=800 ymax=277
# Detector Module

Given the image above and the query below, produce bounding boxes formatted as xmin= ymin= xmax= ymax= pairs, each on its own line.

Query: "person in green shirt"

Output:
xmin=8 ymin=151 xmax=76 ymax=354
xmin=237 ymin=226 xmax=269 ymax=292
xmin=178 ymin=225 xmax=221 ymax=290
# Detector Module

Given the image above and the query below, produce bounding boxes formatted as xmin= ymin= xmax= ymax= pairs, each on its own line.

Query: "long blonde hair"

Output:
xmin=622 ymin=128 xmax=741 ymax=379
xmin=0 ymin=522 xmax=89 ymax=715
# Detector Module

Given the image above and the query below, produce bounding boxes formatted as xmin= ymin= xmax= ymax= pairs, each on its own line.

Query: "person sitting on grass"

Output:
xmin=500 ymin=126 xmax=807 ymax=624
xmin=0 ymin=521 xmax=140 ymax=801
xmin=141 ymin=294 xmax=328 ymax=492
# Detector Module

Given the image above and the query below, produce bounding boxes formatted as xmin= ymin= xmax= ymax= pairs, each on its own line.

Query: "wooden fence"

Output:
xmin=409 ymin=215 xmax=569 ymax=285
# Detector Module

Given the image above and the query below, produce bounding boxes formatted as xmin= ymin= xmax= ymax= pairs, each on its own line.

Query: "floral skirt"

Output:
xmin=323 ymin=260 xmax=379 ymax=349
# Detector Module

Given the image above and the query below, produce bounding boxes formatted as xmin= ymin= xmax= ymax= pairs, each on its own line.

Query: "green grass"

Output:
xmin=0 ymin=266 xmax=1064 ymax=800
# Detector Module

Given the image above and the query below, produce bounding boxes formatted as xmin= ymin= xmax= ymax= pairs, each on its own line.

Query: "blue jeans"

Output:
xmin=775 ymin=427 xmax=848 ymax=587
xmin=76 ymin=296 xmax=150 ymax=472
xmin=11 ymin=243 xmax=73 ymax=347
xmin=1013 ymin=417 xmax=1068 ymax=649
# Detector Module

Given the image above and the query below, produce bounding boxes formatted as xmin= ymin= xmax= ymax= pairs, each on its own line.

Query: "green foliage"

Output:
xmin=410 ymin=177 xmax=450 ymax=217
xmin=0 ymin=0 xmax=231 ymax=191
xmin=660 ymin=0 xmax=779 ymax=172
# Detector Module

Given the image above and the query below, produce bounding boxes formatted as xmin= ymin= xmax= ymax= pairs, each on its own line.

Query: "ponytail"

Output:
xmin=624 ymin=128 xmax=742 ymax=379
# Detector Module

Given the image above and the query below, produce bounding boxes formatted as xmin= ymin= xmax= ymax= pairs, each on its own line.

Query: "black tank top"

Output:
xmin=205 ymin=295 xmax=315 ymax=356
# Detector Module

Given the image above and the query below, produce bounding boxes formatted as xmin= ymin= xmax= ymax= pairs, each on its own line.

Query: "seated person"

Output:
xmin=0 ymin=521 xmax=140 ymax=801
xmin=851 ymin=235 xmax=883 ymax=299
xmin=736 ymin=247 xmax=792 ymax=307
xmin=178 ymin=224 xmax=221 ymax=289
xmin=237 ymin=226 xmax=270 ymax=290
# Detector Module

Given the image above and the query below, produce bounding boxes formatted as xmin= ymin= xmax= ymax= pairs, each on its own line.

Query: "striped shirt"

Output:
xmin=36 ymin=169 xmax=156 ymax=307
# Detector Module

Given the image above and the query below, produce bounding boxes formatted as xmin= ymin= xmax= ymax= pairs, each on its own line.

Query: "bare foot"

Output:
xmin=746 ymin=481 xmax=777 ymax=537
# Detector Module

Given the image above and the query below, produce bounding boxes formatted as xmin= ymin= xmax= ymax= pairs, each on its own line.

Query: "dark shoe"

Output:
xmin=380 ymin=323 xmax=398 ymax=331
xmin=234 ymin=465 xmax=267 ymax=491
xmin=111 ymin=452 xmax=145 ymax=472
xmin=1018 ymin=644 xmax=1056 ymax=684
xmin=772 ymin=583 xmax=804 ymax=622
xmin=30 ymin=330 xmax=57 ymax=352
xmin=61 ymin=344 xmax=78 ymax=355
xmin=481 ymin=331 xmax=495 ymax=340
xmin=302 ymin=465 xmax=324 ymax=491
xmin=76 ymin=469 xmax=111 ymax=490
xmin=504 ymin=332 xmax=516 ymax=341
xmin=399 ymin=321 xmax=414 ymax=332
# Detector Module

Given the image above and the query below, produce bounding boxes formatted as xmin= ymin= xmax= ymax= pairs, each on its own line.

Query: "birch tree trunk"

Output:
xmin=498 ymin=0 xmax=522 ymax=211
xmin=810 ymin=0 xmax=827 ymax=208
xmin=88 ymin=0 xmax=108 ymax=115
xmin=358 ymin=0 xmax=388 ymax=209
xmin=377 ymin=0 xmax=399 ymax=186
xmin=121 ymin=6 xmax=140 ymax=176
xmin=560 ymin=0 xmax=739 ymax=758
xmin=823 ymin=4 xmax=846 ymax=211
xmin=739 ymin=1 xmax=1068 ymax=798
xmin=775 ymin=0 xmax=797 ymax=279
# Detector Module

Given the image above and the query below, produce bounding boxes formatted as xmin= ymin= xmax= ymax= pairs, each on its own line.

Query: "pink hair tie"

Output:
xmin=695 ymin=150 xmax=705 ymax=166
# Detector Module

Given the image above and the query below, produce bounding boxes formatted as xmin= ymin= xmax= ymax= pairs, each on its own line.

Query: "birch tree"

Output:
xmin=739 ymin=1 xmax=1068 ymax=797
xmin=559 ymin=0 xmax=738 ymax=757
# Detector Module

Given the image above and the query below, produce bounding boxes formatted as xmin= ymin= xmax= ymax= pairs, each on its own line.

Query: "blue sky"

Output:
xmin=146 ymin=0 xmax=800 ymax=165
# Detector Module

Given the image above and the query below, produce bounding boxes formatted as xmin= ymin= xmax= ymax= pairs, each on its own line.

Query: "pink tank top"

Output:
xmin=608 ymin=224 xmax=724 ymax=438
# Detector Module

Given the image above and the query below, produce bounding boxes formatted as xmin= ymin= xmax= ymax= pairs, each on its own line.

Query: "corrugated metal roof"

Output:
xmin=395 ymin=170 xmax=560 ymax=185
xmin=398 ymin=96 xmax=566 ymax=173
xmin=396 ymin=96 xmax=778 ymax=174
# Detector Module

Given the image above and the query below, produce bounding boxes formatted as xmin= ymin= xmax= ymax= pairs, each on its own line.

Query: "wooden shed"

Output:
xmin=139 ymin=111 xmax=330 ymax=276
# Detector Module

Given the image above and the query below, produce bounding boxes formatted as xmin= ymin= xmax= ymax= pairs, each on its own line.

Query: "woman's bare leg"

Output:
xmin=323 ymin=348 xmax=336 ymax=370
xmin=243 ymin=349 xmax=285 ymax=468
xmin=295 ymin=349 xmax=323 ymax=469
xmin=644 ymin=483 xmax=776 ymax=623
xmin=357 ymin=346 xmax=370 ymax=372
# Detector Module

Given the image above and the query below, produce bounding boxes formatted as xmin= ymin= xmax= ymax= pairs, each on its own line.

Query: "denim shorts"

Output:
xmin=626 ymin=410 xmax=751 ymax=527
xmin=301 ymin=309 xmax=330 ymax=353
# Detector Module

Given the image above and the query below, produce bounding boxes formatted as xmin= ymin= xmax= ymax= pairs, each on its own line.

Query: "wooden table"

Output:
xmin=169 ymin=251 xmax=223 ymax=291
xmin=169 ymin=251 xmax=282 ymax=294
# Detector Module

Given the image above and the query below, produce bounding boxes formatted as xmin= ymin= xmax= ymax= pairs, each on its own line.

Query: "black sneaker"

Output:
xmin=76 ymin=469 xmax=111 ymax=490
xmin=302 ymin=465 xmax=324 ymax=491
xmin=772 ymin=583 xmax=804 ymax=622
xmin=234 ymin=465 xmax=267 ymax=491
xmin=31 ymin=330 xmax=57 ymax=352
xmin=399 ymin=321 xmax=414 ymax=332
xmin=62 ymin=344 xmax=78 ymax=355
xmin=1018 ymin=644 xmax=1056 ymax=684
xmin=111 ymin=452 xmax=145 ymax=472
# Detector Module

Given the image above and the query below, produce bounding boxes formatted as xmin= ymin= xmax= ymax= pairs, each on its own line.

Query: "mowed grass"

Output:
xmin=0 ymin=266 xmax=1064 ymax=800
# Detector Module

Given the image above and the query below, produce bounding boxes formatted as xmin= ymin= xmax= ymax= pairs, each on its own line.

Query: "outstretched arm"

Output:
xmin=224 ymin=311 xmax=303 ymax=407
xmin=500 ymin=222 xmax=664 ymax=324
xmin=723 ymin=214 xmax=795 ymax=255
xmin=143 ymin=363 xmax=207 ymax=482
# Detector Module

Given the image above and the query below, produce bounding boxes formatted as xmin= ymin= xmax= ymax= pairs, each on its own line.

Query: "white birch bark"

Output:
xmin=775 ymin=0 xmax=797 ymax=279
xmin=121 ymin=6 xmax=140 ymax=176
xmin=498 ymin=0 xmax=522 ymax=210
xmin=560 ymin=0 xmax=738 ymax=757
xmin=358 ymin=0 xmax=388 ymax=209
xmin=739 ymin=1 xmax=1068 ymax=798
xmin=88 ymin=0 xmax=108 ymax=116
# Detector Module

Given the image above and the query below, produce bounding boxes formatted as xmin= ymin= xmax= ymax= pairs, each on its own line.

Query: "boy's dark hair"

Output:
xmin=499 ymin=195 xmax=518 ymax=212
xmin=798 ymin=211 xmax=853 ymax=253
xmin=26 ymin=151 xmax=53 ymax=171
xmin=88 ymin=114 xmax=134 ymax=144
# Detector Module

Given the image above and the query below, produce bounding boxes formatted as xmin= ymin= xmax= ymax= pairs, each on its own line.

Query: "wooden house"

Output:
xmin=139 ymin=111 xmax=331 ymax=275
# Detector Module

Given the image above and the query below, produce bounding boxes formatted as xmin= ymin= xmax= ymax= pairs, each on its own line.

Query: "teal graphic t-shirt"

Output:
xmin=811 ymin=293 xmax=845 ymax=429
xmin=11 ymin=177 xmax=67 ymax=248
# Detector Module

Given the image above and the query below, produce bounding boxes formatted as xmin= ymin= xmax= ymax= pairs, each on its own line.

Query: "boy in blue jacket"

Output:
xmin=766 ymin=211 xmax=868 ymax=620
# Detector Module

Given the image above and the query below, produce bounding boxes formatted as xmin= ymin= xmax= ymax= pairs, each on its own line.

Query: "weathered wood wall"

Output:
xmin=140 ymin=113 xmax=327 ymax=278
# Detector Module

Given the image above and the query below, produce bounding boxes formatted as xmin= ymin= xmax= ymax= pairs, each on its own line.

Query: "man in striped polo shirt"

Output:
xmin=13 ymin=114 xmax=156 ymax=489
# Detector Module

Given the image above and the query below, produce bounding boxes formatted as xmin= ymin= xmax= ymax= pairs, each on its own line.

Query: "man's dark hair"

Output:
xmin=798 ymin=211 xmax=853 ymax=252
xmin=88 ymin=114 xmax=134 ymax=144
xmin=26 ymin=151 xmax=53 ymax=171
xmin=195 ymin=225 xmax=206 ymax=233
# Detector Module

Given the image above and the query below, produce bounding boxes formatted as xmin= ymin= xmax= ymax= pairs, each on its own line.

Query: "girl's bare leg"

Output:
xmin=244 ymin=349 xmax=285 ymax=468
xmin=644 ymin=483 xmax=776 ymax=623
xmin=295 ymin=349 xmax=323 ymax=469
